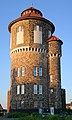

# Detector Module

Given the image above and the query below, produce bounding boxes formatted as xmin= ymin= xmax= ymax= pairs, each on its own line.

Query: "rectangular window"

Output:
xmin=34 ymin=67 xmax=37 ymax=76
xmin=39 ymin=26 xmax=42 ymax=31
xmin=48 ymin=30 xmax=51 ymax=38
xmin=50 ymin=75 xmax=53 ymax=82
xmin=17 ymin=101 xmax=21 ymax=109
xmin=21 ymin=101 xmax=24 ymax=109
xmin=18 ymin=68 xmax=21 ymax=77
xmin=21 ymin=85 xmax=24 ymax=94
xmin=39 ymin=85 xmax=42 ymax=94
xmin=34 ymin=26 xmax=37 ymax=31
xmin=34 ymin=26 xmax=40 ymax=31
xmin=40 ymin=101 xmax=42 ymax=108
xmin=17 ymin=85 xmax=20 ymax=95
xmin=34 ymin=101 xmax=38 ymax=108
xmin=22 ymin=67 xmax=25 ymax=76
xmin=16 ymin=26 xmax=24 ymax=45
xmin=50 ymin=88 xmax=54 ymax=93
xmin=19 ymin=26 xmax=22 ymax=31
xmin=34 ymin=25 xmax=42 ymax=44
xmin=34 ymin=85 xmax=37 ymax=94
xmin=39 ymin=67 xmax=42 ymax=76
xmin=16 ymin=27 xmax=19 ymax=32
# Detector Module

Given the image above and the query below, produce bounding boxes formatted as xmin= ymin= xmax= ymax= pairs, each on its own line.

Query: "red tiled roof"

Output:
xmin=21 ymin=7 xmax=43 ymax=17
xmin=48 ymin=36 xmax=63 ymax=44
xmin=21 ymin=12 xmax=43 ymax=19
xmin=49 ymin=36 xmax=60 ymax=40
xmin=8 ymin=7 xmax=55 ymax=34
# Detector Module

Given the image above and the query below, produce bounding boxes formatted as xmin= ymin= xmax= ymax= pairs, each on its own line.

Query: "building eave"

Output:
xmin=8 ymin=16 xmax=55 ymax=34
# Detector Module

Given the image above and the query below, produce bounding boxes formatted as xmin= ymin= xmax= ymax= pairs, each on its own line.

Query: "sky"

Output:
xmin=0 ymin=0 xmax=72 ymax=109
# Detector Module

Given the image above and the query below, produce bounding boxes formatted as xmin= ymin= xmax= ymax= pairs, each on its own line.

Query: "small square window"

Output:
xmin=24 ymin=12 xmax=25 ymax=15
xmin=16 ymin=28 xmax=19 ymax=32
xmin=29 ymin=10 xmax=31 ymax=13
xmin=26 ymin=11 xmax=28 ymax=14
xmin=49 ymin=44 xmax=52 ymax=47
xmin=34 ymin=26 xmax=37 ymax=31
xmin=33 ymin=10 xmax=35 ymax=13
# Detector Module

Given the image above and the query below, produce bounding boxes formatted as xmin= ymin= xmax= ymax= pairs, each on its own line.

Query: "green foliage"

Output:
xmin=30 ymin=112 xmax=42 ymax=119
xmin=46 ymin=115 xmax=62 ymax=120
xmin=63 ymin=108 xmax=72 ymax=114
xmin=6 ymin=112 xmax=72 ymax=120
xmin=65 ymin=115 xmax=72 ymax=120
xmin=7 ymin=112 xmax=28 ymax=118
xmin=17 ymin=114 xmax=62 ymax=120
xmin=0 ymin=112 xmax=3 ymax=116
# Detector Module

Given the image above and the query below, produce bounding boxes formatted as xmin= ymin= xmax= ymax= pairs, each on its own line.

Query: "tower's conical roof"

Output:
xmin=48 ymin=36 xmax=63 ymax=45
xmin=21 ymin=7 xmax=43 ymax=18
xmin=8 ymin=7 xmax=55 ymax=34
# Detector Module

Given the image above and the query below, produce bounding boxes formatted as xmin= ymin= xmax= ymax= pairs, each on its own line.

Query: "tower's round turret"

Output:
xmin=48 ymin=36 xmax=63 ymax=109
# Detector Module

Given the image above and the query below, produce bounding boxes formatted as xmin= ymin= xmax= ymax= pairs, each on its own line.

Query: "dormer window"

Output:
xmin=29 ymin=10 xmax=31 ymax=13
xmin=24 ymin=12 xmax=25 ymax=15
xmin=26 ymin=11 xmax=28 ymax=14
xmin=36 ymin=11 xmax=38 ymax=14
xmin=33 ymin=10 xmax=35 ymax=13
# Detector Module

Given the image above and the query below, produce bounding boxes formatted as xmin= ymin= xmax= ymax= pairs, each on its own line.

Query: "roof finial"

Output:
xmin=30 ymin=3 xmax=33 ymax=7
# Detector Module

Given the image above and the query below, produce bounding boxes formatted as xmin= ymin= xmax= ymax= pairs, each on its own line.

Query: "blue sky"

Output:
xmin=0 ymin=0 xmax=72 ymax=109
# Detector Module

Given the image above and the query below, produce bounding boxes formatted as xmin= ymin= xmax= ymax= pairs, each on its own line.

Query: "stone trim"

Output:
xmin=48 ymin=53 xmax=61 ymax=58
xmin=10 ymin=46 xmax=47 ymax=54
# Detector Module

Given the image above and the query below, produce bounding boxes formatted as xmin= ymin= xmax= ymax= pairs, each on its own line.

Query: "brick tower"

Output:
xmin=48 ymin=36 xmax=63 ymax=110
xmin=8 ymin=7 xmax=64 ymax=112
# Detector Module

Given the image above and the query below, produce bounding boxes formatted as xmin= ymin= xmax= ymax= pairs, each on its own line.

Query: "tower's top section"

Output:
xmin=21 ymin=7 xmax=43 ymax=18
xmin=48 ymin=36 xmax=63 ymax=45
xmin=8 ymin=7 xmax=55 ymax=33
